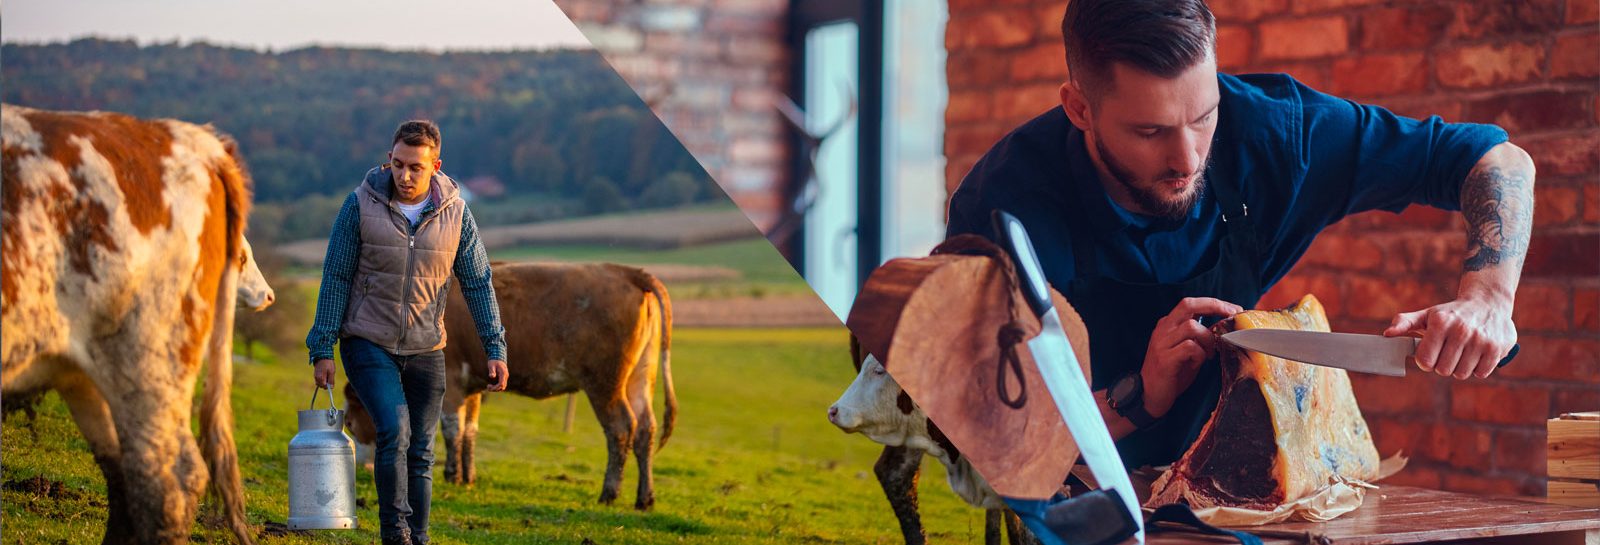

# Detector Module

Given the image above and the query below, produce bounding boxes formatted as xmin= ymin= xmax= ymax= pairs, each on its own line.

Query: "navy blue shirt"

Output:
xmin=947 ymin=72 xmax=1507 ymax=300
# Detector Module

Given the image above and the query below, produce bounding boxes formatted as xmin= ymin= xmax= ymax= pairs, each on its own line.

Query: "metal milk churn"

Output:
xmin=288 ymin=385 xmax=358 ymax=530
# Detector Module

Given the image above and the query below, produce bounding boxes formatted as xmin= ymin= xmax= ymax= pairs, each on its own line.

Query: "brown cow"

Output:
xmin=344 ymin=261 xmax=676 ymax=510
xmin=1 ymin=105 xmax=259 ymax=544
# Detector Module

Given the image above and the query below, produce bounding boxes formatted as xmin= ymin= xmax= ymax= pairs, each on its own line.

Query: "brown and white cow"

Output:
xmin=344 ymin=261 xmax=677 ymax=510
xmin=2 ymin=104 xmax=260 ymax=545
xmin=829 ymin=337 xmax=1038 ymax=545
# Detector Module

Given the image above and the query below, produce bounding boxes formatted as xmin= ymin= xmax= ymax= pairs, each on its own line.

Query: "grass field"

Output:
xmin=488 ymin=238 xmax=814 ymax=300
xmin=1 ymin=327 xmax=997 ymax=544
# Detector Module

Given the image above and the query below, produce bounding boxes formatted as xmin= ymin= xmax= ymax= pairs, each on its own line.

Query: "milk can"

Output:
xmin=288 ymin=385 xmax=358 ymax=530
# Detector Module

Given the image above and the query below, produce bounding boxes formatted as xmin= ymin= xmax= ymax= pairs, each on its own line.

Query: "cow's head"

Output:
xmin=828 ymin=344 xmax=932 ymax=451
xmin=236 ymin=238 xmax=275 ymax=311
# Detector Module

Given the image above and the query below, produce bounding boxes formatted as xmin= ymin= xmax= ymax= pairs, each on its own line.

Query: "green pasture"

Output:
xmin=2 ymin=328 xmax=997 ymax=544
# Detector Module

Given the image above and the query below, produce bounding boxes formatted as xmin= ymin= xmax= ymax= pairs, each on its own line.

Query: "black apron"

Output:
xmin=1064 ymin=172 xmax=1263 ymax=470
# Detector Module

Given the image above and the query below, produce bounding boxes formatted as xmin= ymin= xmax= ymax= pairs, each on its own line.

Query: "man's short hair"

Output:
xmin=392 ymin=120 xmax=442 ymax=154
xmin=1062 ymin=0 xmax=1216 ymax=103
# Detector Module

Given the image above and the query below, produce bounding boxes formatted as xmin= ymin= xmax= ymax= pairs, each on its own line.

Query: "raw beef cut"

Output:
xmin=1148 ymin=294 xmax=1380 ymax=510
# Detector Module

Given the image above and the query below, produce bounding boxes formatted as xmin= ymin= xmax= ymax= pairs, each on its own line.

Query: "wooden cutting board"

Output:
xmin=847 ymin=247 xmax=1092 ymax=500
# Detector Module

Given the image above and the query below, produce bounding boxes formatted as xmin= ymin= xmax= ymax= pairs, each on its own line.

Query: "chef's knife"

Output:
xmin=1219 ymin=329 xmax=1518 ymax=377
xmin=993 ymin=210 xmax=1144 ymax=544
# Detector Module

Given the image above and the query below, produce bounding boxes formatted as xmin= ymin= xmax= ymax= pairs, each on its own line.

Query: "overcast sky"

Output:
xmin=3 ymin=0 xmax=593 ymax=51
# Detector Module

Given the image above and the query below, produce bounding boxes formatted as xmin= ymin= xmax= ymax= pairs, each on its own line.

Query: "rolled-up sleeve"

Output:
xmin=1298 ymin=83 xmax=1509 ymax=218
xmin=453 ymin=206 xmax=507 ymax=361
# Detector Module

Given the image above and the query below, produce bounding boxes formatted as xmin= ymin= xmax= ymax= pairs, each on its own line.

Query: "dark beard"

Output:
xmin=1095 ymin=136 xmax=1209 ymax=221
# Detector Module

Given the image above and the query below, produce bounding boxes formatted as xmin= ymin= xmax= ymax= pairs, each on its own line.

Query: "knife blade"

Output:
xmin=994 ymin=210 xmax=1144 ymax=544
xmin=1219 ymin=329 xmax=1518 ymax=377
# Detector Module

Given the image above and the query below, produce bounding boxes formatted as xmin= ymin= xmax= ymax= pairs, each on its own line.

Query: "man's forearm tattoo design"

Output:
xmin=1461 ymin=164 xmax=1533 ymax=272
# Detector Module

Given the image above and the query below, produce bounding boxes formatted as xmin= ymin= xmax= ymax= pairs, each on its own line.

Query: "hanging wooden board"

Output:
xmin=847 ymin=238 xmax=1092 ymax=501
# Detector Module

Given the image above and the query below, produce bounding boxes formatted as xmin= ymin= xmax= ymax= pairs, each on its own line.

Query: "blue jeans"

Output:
xmin=341 ymin=337 xmax=445 ymax=544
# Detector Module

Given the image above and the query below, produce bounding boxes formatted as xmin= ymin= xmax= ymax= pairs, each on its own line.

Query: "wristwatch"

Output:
xmin=1106 ymin=372 xmax=1158 ymax=429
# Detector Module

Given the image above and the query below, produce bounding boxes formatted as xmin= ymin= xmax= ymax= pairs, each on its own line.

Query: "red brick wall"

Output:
xmin=557 ymin=0 xmax=791 ymax=231
xmin=947 ymin=0 xmax=1599 ymax=496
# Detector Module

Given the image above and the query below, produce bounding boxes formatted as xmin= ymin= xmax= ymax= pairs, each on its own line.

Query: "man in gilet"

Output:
xmin=946 ymin=0 xmax=1533 ymax=470
xmin=307 ymin=120 xmax=510 ymax=545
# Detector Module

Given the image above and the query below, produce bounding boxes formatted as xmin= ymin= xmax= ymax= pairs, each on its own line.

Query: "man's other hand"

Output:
xmin=487 ymin=359 xmax=509 ymax=391
xmin=1142 ymin=297 xmax=1244 ymax=417
xmin=314 ymin=358 xmax=336 ymax=388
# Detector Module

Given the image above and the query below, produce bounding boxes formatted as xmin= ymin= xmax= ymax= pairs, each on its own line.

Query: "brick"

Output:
xmin=1493 ymin=427 xmax=1549 ymax=476
xmin=1330 ymin=53 xmax=1428 ymax=97
xmin=1448 ymin=0 xmax=1564 ymax=40
xmin=1525 ymin=232 xmax=1600 ymax=277
xmin=946 ymin=124 xmax=1009 ymax=157
xmin=1344 ymin=275 xmax=1449 ymax=321
xmin=1290 ymin=0 xmax=1382 ymax=15
xmin=1450 ymin=382 xmax=1551 ymax=425
xmin=1552 ymin=31 xmax=1600 ymax=79
xmin=1301 ymin=233 xmax=1385 ymax=272
xmin=1010 ymin=43 xmax=1068 ymax=83
xmin=1384 ymin=463 xmax=1443 ymax=489
xmin=948 ymin=9 xmax=1035 ymax=50
xmin=1209 ymin=0 xmax=1288 ymax=22
xmin=1441 ymin=471 xmax=1539 ymax=497
xmin=1216 ymin=25 xmax=1253 ymax=69
xmin=1577 ymin=287 xmax=1600 ymax=332
xmin=1535 ymin=185 xmax=1582 ymax=228
xmin=1573 ymin=0 xmax=1600 ymax=24
xmin=1259 ymin=16 xmax=1349 ymax=60
xmin=1351 ymin=374 xmax=1442 ymax=416
xmin=1381 ymin=232 xmax=1466 ymax=277
xmin=994 ymin=84 xmax=1063 ymax=124
xmin=704 ymin=14 xmax=783 ymax=35
xmin=1524 ymin=133 xmax=1600 ymax=176
xmin=1357 ymin=6 xmax=1454 ymax=50
xmin=1464 ymin=91 xmax=1594 ymax=135
xmin=728 ymin=136 xmax=782 ymax=163
xmin=1497 ymin=335 xmax=1600 ymax=382
xmin=1446 ymin=423 xmax=1496 ymax=471
xmin=1436 ymin=42 xmax=1546 ymax=90
xmin=1256 ymin=62 xmax=1330 ymax=91
xmin=1553 ymin=386 xmax=1600 ymax=417
xmin=1512 ymin=282 xmax=1573 ymax=331
xmin=1259 ymin=271 xmax=1344 ymax=319
xmin=948 ymin=50 xmax=1012 ymax=90
xmin=724 ymin=36 xmax=786 ymax=63
xmin=1036 ymin=4 xmax=1067 ymax=42
xmin=947 ymin=90 xmax=994 ymax=124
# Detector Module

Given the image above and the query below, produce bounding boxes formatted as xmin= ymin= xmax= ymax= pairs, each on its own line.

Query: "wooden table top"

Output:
xmin=1144 ymin=485 xmax=1600 ymax=545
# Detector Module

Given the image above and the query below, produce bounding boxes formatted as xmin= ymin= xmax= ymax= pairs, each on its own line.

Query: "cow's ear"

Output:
xmin=849 ymin=334 xmax=863 ymax=373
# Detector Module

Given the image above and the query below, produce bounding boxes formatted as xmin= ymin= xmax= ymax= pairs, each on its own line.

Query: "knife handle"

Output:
xmin=992 ymin=210 xmax=1053 ymax=318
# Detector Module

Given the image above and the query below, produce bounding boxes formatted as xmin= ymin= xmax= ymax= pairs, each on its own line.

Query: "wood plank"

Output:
xmin=1146 ymin=486 xmax=1600 ymax=545
xmin=1559 ymin=412 xmax=1600 ymax=422
xmin=1549 ymin=418 xmax=1600 ymax=480
xmin=1549 ymin=479 xmax=1600 ymax=508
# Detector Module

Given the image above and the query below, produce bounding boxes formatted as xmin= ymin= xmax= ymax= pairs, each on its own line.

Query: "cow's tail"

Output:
xmin=200 ymin=131 xmax=255 ymax=545
xmin=633 ymin=269 xmax=675 ymax=450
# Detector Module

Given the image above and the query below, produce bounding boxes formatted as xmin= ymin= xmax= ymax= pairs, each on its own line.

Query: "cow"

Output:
xmin=342 ymin=261 xmax=677 ymax=510
xmin=829 ymin=337 xmax=1039 ymax=545
xmin=2 ymin=104 xmax=260 ymax=545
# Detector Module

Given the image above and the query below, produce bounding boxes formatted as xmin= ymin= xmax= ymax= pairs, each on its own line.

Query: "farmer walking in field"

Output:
xmin=307 ymin=120 xmax=512 ymax=545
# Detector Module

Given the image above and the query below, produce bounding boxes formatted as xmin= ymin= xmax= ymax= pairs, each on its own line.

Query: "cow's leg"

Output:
xmin=586 ymin=389 xmax=635 ymax=506
xmin=459 ymin=392 xmax=482 ymax=485
xmin=874 ymin=445 xmax=926 ymax=545
xmin=439 ymin=380 xmax=465 ymax=485
xmin=984 ymin=509 xmax=1003 ymax=545
xmin=1003 ymin=509 xmax=1040 ymax=545
xmin=57 ymin=376 xmax=132 ymax=545
xmin=626 ymin=343 xmax=658 ymax=511
xmin=104 ymin=372 xmax=207 ymax=545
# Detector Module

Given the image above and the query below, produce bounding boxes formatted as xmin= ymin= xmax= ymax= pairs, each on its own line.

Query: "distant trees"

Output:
xmin=3 ymin=39 xmax=720 ymax=237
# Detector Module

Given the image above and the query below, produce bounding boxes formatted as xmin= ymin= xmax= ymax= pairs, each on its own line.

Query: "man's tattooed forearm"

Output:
xmin=1461 ymin=164 xmax=1533 ymax=272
